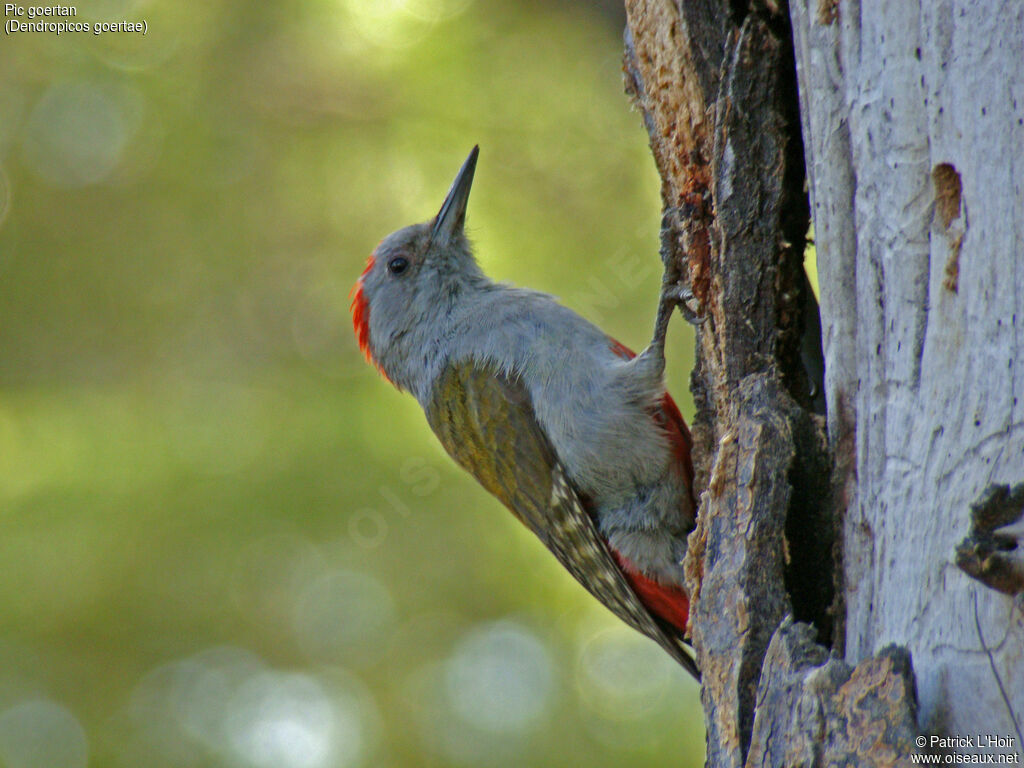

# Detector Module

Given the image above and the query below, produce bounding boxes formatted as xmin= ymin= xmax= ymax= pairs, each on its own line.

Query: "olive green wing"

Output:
xmin=424 ymin=359 xmax=698 ymax=678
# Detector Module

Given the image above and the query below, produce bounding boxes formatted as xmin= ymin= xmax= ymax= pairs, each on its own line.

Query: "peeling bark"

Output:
xmin=747 ymin=620 xmax=920 ymax=768
xmin=789 ymin=0 xmax=1024 ymax=752
xmin=619 ymin=0 xmax=976 ymax=764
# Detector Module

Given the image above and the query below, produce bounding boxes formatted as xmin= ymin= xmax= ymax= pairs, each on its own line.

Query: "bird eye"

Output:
xmin=387 ymin=256 xmax=409 ymax=275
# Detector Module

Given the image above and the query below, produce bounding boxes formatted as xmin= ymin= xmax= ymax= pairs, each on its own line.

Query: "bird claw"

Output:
xmin=662 ymin=282 xmax=704 ymax=326
xmin=649 ymin=275 xmax=702 ymax=355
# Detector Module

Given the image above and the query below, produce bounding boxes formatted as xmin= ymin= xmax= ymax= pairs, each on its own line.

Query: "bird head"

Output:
xmin=351 ymin=146 xmax=482 ymax=388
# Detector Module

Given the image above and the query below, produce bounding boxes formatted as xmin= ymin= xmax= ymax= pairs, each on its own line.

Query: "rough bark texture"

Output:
xmin=747 ymin=619 xmax=920 ymax=768
xmin=619 ymin=0 xmax=984 ymax=765
xmin=789 ymin=0 xmax=1024 ymax=754
xmin=625 ymin=8 xmax=810 ymax=761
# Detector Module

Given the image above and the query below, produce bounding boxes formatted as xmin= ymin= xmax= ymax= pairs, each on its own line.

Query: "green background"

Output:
xmin=0 ymin=1 xmax=704 ymax=765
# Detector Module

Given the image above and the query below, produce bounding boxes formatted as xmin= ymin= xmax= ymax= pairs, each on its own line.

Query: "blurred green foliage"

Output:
xmin=0 ymin=0 xmax=703 ymax=766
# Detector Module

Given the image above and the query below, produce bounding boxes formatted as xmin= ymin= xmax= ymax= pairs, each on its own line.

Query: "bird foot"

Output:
xmin=649 ymin=276 xmax=701 ymax=357
xmin=662 ymin=282 xmax=703 ymax=327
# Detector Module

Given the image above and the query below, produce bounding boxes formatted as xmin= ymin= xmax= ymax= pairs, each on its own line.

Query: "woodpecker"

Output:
xmin=351 ymin=147 xmax=699 ymax=678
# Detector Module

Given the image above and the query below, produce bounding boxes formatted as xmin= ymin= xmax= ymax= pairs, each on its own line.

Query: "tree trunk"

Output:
xmin=624 ymin=0 xmax=1024 ymax=765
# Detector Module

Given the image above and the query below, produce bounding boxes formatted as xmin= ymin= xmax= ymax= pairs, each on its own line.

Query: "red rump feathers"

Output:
xmin=613 ymin=551 xmax=692 ymax=634
xmin=607 ymin=336 xmax=695 ymax=634
xmin=652 ymin=385 xmax=695 ymax=492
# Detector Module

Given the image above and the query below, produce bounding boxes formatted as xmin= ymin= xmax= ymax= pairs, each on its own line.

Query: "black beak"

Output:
xmin=431 ymin=146 xmax=478 ymax=246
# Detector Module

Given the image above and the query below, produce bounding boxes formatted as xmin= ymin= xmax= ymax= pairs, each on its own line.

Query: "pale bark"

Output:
xmin=790 ymin=0 xmax=1024 ymax=746
xmin=625 ymin=0 xmax=1024 ymax=764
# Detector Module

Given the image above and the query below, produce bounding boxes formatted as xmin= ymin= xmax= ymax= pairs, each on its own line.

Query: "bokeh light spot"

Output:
xmin=444 ymin=620 xmax=554 ymax=734
xmin=226 ymin=672 xmax=345 ymax=768
xmin=0 ymin=699 xmax=88 ymax=768
xmin=128 ymin=648 xmax=374 ymax=768
xmin=576 ymin=625 xmax=676 ymax=721
xmin=339 ymin=0 xmax=473 ymax=50
xmin=292 ymin=569 xmax=397 ymax=663
xmin=166 ymin=646 xmax=265 ymax=748
xmin=21 ymin=79 xmax=143 ymax=188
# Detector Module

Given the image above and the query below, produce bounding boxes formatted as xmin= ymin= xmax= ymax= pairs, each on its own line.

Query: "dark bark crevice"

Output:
xmin=624 ymin=0 xmax=919 ymax=764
